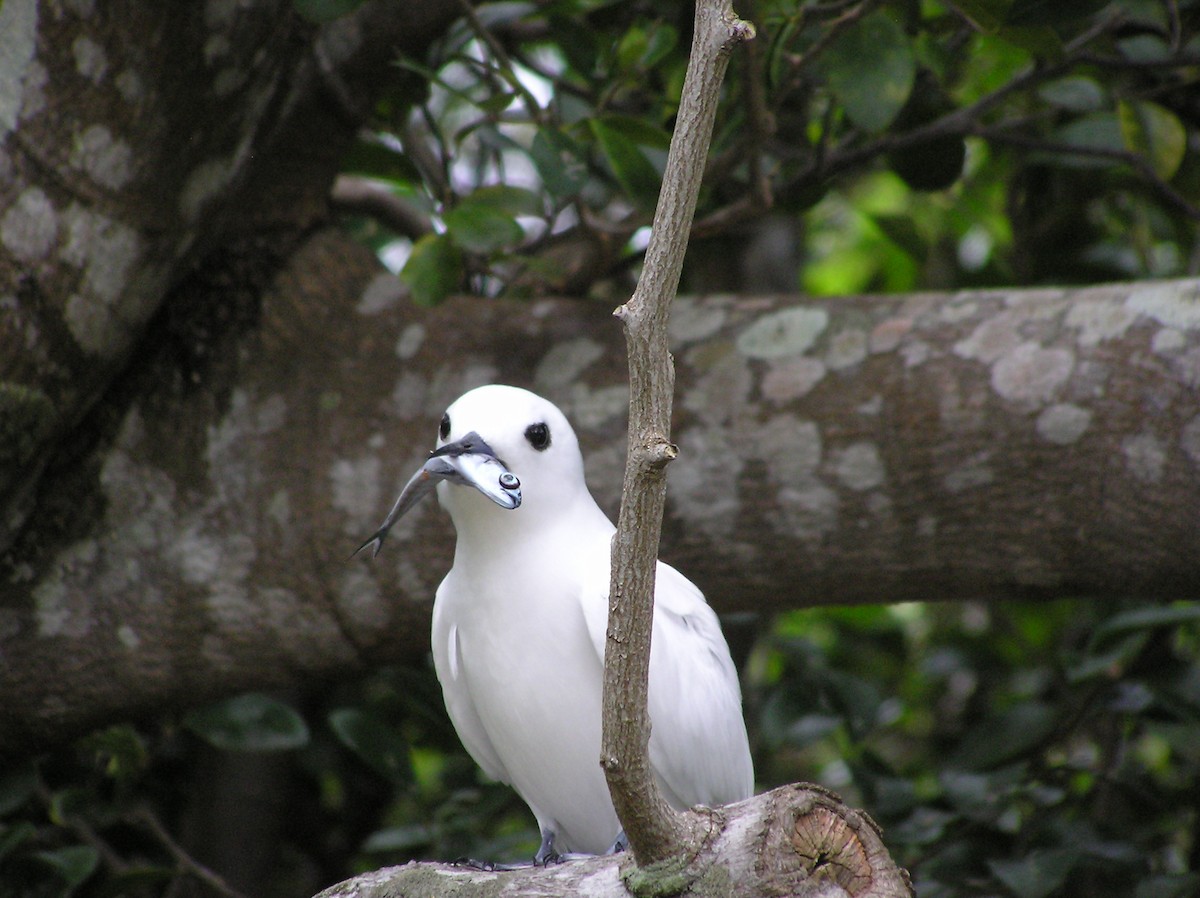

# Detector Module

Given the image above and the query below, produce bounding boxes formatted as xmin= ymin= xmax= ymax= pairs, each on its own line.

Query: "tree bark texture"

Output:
xmin=3 ymin=218 xmax=1198 ymax=757
xmin=603 ymin=0 xmax=755 ymax=866
xmin=313 ymin=784 xmax=911 ymax=898
xmin=0 ymin=0 xmax=460 ymax=553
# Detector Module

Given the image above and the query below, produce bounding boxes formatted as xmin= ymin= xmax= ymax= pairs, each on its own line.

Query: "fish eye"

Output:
xmin=525 ymin=422 xmax=551 ymax=451
xmin=440 ymin=414 xmax=451 ymax=440
xmin=499 ymin=472 xmax=520 ymax=491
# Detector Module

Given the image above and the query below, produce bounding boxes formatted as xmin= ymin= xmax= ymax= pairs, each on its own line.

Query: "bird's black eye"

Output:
xmin=525 ymin=422 xmax=551 ymax=451
xmin=439 ymin=414 xmax=451 ymax=440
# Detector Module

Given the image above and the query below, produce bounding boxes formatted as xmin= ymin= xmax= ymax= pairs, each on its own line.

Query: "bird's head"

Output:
xmin=355 ymin=385 xmax=588 ymax=556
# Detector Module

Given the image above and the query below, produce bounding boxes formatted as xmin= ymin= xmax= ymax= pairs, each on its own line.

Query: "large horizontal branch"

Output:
xmin=2 ymin=226 xmax=1198 ymax=756
xmin=314 ymin=785 xmax=911 ymax=898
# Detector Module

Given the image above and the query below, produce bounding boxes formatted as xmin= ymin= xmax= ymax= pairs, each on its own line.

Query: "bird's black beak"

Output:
xmin=354 ymin=432 xmax=522 ymax=557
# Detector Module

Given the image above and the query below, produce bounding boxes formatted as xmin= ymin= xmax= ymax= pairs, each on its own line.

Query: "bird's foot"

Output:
xmin=531 ymin=828 xmax=605 ymax=865
xmin=605 ymin=830 xmax=629 ymax=855
xmin=534 ymin=828 xmax=561 ymax=866
xmin=451 ymin=857 xmax=530 ymax=871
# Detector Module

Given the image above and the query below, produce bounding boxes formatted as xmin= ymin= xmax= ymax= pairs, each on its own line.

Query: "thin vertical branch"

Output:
xmin=601 ymin=0 xmax=754 ymax=868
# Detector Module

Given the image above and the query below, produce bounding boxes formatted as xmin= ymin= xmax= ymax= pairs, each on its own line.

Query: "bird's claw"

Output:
xmin=606 ymin=830 xmax=629 ymax=855
xmin=451 ymin=857 xmax=529 ymax=871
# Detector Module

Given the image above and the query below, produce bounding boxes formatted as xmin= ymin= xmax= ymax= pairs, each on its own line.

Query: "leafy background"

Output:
xmin=4 ymin=0 xmax=1199 ymax=896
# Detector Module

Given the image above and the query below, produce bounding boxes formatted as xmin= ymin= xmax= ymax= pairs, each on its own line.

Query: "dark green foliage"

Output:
xmin=5 ymin=601 xmax=1197 ymax=896
xmin=749 ymin=600 xmax=1200 ymax=897
xmin=0 ymin=672 xmax=537 ymax=897
xmin=337 ymin=0 xmax=1200 ymax=302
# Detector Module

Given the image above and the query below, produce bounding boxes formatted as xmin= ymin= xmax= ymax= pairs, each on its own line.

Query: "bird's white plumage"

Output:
xmin=423 ymin=385 xmax=753 ymax=855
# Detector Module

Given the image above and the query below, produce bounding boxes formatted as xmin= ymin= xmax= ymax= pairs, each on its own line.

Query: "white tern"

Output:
xmin=357 ymin=384 xmax=753 ymax=862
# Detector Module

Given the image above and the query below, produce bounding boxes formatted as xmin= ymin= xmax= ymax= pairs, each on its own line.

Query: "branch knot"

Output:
xmin=645 ymin=439 xmax=678 ymax=470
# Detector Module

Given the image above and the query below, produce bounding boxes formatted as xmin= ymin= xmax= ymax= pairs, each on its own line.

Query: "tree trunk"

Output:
xmin=0 ymin=0 xmax=459 ymax=554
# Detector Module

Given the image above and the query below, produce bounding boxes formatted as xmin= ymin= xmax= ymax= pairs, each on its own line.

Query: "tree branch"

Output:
xmin=330 ymin=175 xmax=433 ymax=240
xmin=973 ymin=126 xmax=1200 ymax=221
xmin=602 ymin=0 xmax=755 ymax=869
xmin=313 ymin=785 xmax=913 ymax=898
xmin=7 ymin=219 xmax=1200 ymax=760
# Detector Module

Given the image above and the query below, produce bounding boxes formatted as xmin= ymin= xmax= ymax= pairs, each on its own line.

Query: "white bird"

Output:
xmin=358 ymin=384 xmax=753 ymax=862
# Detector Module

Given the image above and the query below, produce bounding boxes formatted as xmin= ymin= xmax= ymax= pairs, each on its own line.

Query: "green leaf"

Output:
xmin=783 ymin=713 xmax=842 ymax=748
xmin=1068 ymin=631 xmax=1150 ymax=682
xmin=938 ymin=769 xmax=996 ymax=813
xmin=329 ymin=708 xmax=413 ymax=784
xmin=1048 ymin=112 xmax=1125 ymax=168
xmin=639 ymin=22 xmax=678 ymax=70
xmin=443 ymin=204 xmax=524 ymax=253
xmin=341 ymin=139 xmax=425 ymax=185
xmin=950 ymin=702 xmax=1058 ymax=769
xmin=868 ymin=774 xmax=919 ymax=816
xmin=401 ymin=233 xmax=462 ymax=306
xmin=588 ymin=118 xmax=661 ymax=209
xmin=477 ymin=91 xmax=518 ymax=116
xmin=1146 ymin=721 xmax=1200 ymax=764
xmin=362 ymin=823 xmax=435 ymax=852
xmin=616 ymin=22 xmax=678 ymax=72
xmin=821 ymin=10 xmax=915 ymax=132
xmin=1093 ymin=603 xmax=1200 ymax=644
xmin=988 ymin=848 xmax=1079 ymax=898
xmin=1117 ymin=34 xmax=1173 ymax=63
xmin=1036 ymin=76 xmax=1104 ymax=112
xmin=184 ymin=693 xmax=310 ymax=752
xmin=36 ymin=845 xmax=101 ymax=890
xmin=594 ymin=114 xmax=672 ymax=151
xmin=955 ymin=33 xmax=1033 ymax=101
xmin=616 ymin=24 xmax=650 ymax=72
xmin=1118 ymin=100 xmax=1187 ymax=181
xmin=0 ymin=822 xmax=35 ymax=862
xmin=461 ymin=184 xmax=542 ymax=217
xmin=939 ymin=765 xmax=1026 ymax=814
xmin=529 ymin=127 xmax=589 ymax=198
xmin=889 ymin=807 xmax=958 ymax=846
xmin=80 ymin=724 xmax=149 ymax=782
xmin=823 ymin=669 xmax=882 ymax=738
xmin=48 ymin=788 xmax=91 ymax=826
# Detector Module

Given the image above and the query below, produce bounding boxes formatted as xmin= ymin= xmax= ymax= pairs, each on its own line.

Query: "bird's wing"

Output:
xmin=579 ymin=560 xmax=754 ymax=809
xmin=431 ymin=584 xmax=512 ymax=786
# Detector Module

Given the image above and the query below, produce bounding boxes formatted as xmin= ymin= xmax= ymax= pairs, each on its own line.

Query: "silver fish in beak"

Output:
xmin=354 ymin=431 xmax=521 ymax=557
